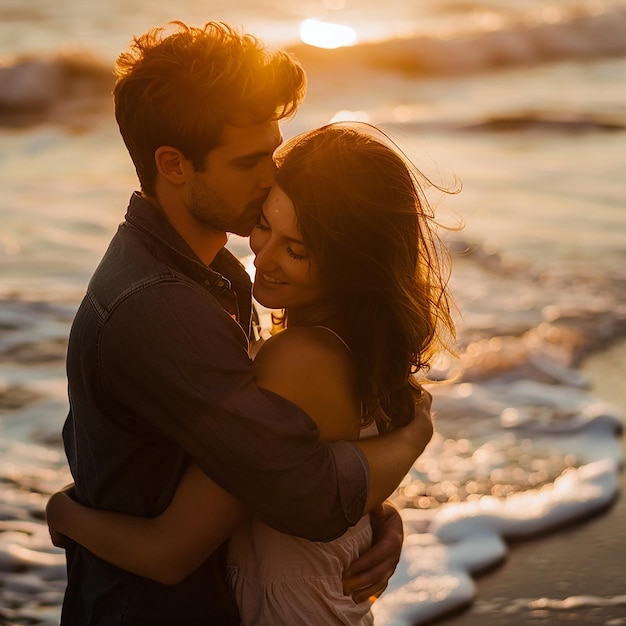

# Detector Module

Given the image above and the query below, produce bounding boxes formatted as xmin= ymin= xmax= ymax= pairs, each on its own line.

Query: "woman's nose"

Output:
xmin=253 ymin=241 xmax=276 ymax=272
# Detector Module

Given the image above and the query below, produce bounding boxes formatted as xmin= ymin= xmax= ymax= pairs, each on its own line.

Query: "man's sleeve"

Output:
xmin=100 ymin=281 xmax=369 ymax=541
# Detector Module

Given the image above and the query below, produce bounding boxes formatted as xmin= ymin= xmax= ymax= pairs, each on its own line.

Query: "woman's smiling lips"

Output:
xmin=257 ymin=272 xmax=287 ymax=286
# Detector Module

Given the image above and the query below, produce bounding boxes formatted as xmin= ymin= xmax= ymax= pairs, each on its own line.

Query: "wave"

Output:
xmin=381 ymin=112 xmax=626 ymax=135
xmin=456 ymin=113 xmax=626 ymax=133
xmin=0 ymin=52 xmax=114 ymax=127
xmin=288 ymin=6 xmax=626 ymax=76
xmin=2 ymin=6 xmax=625 ymax=128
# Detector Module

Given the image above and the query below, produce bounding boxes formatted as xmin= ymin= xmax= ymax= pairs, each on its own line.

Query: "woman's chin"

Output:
xmin=252 ymin=286 xmax=281 ymax=310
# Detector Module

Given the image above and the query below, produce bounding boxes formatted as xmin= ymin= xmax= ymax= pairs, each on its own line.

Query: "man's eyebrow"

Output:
xmin=232 ymin=131 xmax=283 ymax=163
xmin=231 ymin=150 xmax=274 ymax=163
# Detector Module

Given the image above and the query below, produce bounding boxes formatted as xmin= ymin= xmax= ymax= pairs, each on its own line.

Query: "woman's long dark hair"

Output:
xmin=275 ymin=122 xmax=457 ymax=431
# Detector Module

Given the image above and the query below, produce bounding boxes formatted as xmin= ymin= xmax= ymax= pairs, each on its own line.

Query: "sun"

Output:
xmin=298 ymin=19 xmax=357 ymax=49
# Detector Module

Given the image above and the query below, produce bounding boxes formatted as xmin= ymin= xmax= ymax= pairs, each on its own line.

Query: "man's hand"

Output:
xmin=46 ymin=483 xmax=76 ymax=549
xmin=342 ymin=501 xmax=403 ymax=603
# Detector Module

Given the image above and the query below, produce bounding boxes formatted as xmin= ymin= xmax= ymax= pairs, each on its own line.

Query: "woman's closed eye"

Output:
xmin=286 ymin=246 xmax=307 ymax=261
xmin=254 ymin=210 xmax=308 ymax=260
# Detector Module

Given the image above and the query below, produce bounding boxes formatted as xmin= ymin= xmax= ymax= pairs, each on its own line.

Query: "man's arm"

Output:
xmin=358 ymin=390 xmax=433 ymax=512
xmin=100 ymin=285 xmax=430 ymax=541
xmin=49 ymin=332 xmax=429 ymax=588
xmin=100 ymin=286 xmax=366 ymax=541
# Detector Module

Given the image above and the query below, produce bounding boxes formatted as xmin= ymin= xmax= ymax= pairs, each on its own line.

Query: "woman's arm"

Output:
xmin=46 ymin=464 xmax=247 ymax=585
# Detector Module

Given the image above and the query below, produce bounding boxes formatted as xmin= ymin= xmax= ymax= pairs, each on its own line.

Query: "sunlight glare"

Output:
xmin=328 ymin=110 xmax=370 ymax=124
xmin=299 ymin=19 xmax=357 ymax=49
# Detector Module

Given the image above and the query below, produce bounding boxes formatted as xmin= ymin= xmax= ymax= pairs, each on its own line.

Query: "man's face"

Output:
xmin=185 ymin=120 xmax=282 ymax=236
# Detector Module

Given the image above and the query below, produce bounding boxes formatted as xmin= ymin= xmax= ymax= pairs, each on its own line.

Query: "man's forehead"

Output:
xmin=219 ymin=120 xmax=282 ymax=156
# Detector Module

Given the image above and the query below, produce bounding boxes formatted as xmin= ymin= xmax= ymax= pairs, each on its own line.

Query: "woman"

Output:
xmin=47 ymin=122 xmax=457 ymax=625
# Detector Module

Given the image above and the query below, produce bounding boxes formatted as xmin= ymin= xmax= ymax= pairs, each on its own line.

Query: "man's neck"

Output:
xmin=179 ymin=225 xmax=228 ymax=266
xmin=142 ymin=193 xmax=227 ymax=265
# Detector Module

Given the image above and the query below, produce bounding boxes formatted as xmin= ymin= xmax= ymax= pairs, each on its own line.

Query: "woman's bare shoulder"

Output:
xmin=254 ymin=326 xmax=360 ymax=441
xmin=255 ymin=326 xmax=352 ymax=370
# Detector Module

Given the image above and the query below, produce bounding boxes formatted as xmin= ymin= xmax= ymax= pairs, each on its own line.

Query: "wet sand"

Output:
xmin=433 ymin=340 xmax=626 ymax=625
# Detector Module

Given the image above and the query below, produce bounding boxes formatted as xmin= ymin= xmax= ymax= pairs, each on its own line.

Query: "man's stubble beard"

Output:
xmin=187 ymin=179 xmax=268 ymax=237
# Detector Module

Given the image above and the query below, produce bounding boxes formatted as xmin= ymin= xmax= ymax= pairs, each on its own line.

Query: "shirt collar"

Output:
xmin=123 ymin=192 xmax=251 ymax=292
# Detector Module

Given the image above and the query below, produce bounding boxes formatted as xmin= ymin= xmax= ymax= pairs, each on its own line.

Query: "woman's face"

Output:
xmin=250 ymin=185 xmax=331 ymax=322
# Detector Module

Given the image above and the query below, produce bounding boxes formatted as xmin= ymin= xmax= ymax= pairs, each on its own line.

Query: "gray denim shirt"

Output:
xmin=60 ymin=193 xmax=368 ymax=625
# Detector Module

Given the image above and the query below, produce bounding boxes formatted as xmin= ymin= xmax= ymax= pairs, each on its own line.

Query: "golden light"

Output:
xmin=328 ymin=109 xmax=370 ymax=124
xmin=299 ymin=19 xmax=357 ymax=49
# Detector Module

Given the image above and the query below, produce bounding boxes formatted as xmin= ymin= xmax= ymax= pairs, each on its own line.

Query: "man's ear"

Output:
xmin=155 ymin=146 xmax=188 ymax=185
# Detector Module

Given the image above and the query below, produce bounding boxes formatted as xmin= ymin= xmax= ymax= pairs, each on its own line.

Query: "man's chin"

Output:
xmin=231 ymin=213 xmax=261 ymax=238
xmin=230 ymin=224 xmax=255 ymax=238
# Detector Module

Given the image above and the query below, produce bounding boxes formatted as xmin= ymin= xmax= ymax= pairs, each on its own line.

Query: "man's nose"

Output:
xmin=259 ymin=160 xmax=278 ymax=189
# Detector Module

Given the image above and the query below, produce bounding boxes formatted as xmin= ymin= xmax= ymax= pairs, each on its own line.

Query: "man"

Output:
xmin=59 ymin=21 xmax=433 ymax=624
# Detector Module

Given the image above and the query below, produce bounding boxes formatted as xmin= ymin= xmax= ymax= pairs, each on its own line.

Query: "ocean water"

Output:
xmin=1 ymin=1 xmax=625 ymax=624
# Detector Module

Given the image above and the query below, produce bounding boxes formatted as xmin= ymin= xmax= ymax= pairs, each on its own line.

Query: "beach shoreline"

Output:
xmin=1 ymin=338 xmax=623 ymax=626
xmin=429 ymin=339 xmax=626 ymax=625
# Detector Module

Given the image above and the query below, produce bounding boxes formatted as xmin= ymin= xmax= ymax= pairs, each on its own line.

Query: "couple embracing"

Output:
xmin=46 ymin=20 xmax=456 ymax=626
